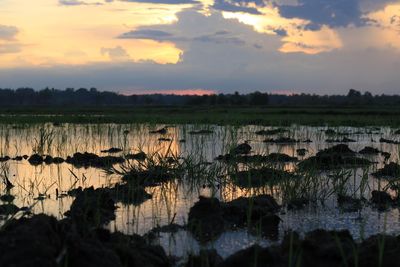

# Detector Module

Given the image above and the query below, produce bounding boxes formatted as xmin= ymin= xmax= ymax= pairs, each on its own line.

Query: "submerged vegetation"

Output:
xmin=0 ymin=122 xmax=400 ymax=266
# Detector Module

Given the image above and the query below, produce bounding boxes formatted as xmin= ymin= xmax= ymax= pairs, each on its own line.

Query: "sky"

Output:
xmin=0 ymin=0 xmax=400 ymax=95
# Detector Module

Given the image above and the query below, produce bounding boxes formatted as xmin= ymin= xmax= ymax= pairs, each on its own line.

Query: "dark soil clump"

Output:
xmin=101 ymin=147 xmax=123 ymax=153
xmin=189 ymin=130 xmax=214 ymax=135
xmin=126 ymin=152 xmax=147 ymax=161
xmin=185 ymin=249 xmax=223 ymax=267
xmin=359 ymin=146 xmax=380 ymax=154
xmin=0 ymin=214 xmax=170 ymax=267
xmin=122 ymin=166 xmax=179 ymax=187
xmin=263 ymin=137 xmax=299 ymax=144
xmin=298 ymin=144 xmax=371 ymax=170
xmin=28 ymin=154 xmax=44 ymax=165
xmin=231 ymin=167 xmax=298 ymax=188
xmin=65 ymin=186 xmax=116 ymax=227
xmin=255 ymin=128 xmax=288 ymax=135
xmin=380 ymin=137 xmax=400 ymax=144
xmin=66 ymin=152 xmax=125 ymax=168
xmin=0 ymin=203 xmax=20 ymax=215
xmin=230 ymin=143 xmax=251 ymax=155
xmin=372 ymin=162 xmax=400 ymax=179
xmin=188 ymin=195 xmax=281 ymax=242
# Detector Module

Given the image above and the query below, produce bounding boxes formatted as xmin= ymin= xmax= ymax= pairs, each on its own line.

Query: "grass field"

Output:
xmin=1 ymin=106 xmax=400 ymax=126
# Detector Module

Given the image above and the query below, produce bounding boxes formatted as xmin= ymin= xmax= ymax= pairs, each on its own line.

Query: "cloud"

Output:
xmin=117 ymin=10 xmax=269 ymax=49
xmin=212 ymin=0 xmax=262 ymax=15
xmin=1 ymin=5 xmax=400 ymax=95
xmin=0 ymin=43 xmax=21 ymax=54
xmin=277 ymin=0 xmax=367 ymax=29
xmin=119 ymin=29 xmax=174 ymax=41
xmin=100 ymin=46 xmax=131 ymax=61
xmin=59 ymin=0 xmax=104 ymax=5
xmin=2 ymin=45 xmax=400 ymax=95
xmin=273 ymin=28 xmax=287 ymax=36
xmin=0 ymin=25 xmax=19 ymax=40
xmin=193 ymin=33 xmax=246 ymax=45
xmin=0 ymin=25 xmax=21 ymax=55
xmin=119 ymin=0 xmax=198 ymax=4
xmin=118 ymin=27 xmax=248 ymax=46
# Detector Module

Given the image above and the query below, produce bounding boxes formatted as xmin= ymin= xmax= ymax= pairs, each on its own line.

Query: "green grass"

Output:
xmin=1 ymin=106 xmax=400 ymax=126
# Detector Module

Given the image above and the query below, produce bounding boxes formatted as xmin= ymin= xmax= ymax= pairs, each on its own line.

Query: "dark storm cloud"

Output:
xmin=277 ymin=0 xmax=367 ymax=30
xmin=212 ymin=0 xmax=262 ymax=15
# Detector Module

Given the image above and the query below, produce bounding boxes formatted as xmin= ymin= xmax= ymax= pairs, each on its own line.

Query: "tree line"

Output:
xmin=0 ymin=87 xmax=399 ymax=107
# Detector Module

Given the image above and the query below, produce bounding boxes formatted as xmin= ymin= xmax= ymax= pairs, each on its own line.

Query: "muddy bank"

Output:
xmin=0 ymin=183 xmax=168 ymax=267
xmin=0 ymin=214 xmax=170 ymax=267
xmin=215 ymin=229 xmax=400 ymax=267
xmin=181 ymin=227 xmax=400 ymax=267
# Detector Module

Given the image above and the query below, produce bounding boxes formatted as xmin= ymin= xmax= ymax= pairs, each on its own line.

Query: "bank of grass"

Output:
xmin=1 ymin=106 xmax=400 ymax=126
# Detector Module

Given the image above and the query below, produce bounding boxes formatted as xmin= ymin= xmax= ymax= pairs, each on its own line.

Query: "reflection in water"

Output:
xmin=0 ymin=123 xmax=399 ymax=259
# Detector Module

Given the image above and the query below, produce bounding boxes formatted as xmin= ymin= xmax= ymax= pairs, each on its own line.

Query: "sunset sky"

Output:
xmin=1 ymin=0 xmax=400 ymax=94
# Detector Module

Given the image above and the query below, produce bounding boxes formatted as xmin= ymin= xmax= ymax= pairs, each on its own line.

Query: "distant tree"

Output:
xmin=216 ymin=94 xmax=228 ymax=105
xmin=143 ymin=95 xmax=154 ymax=105
xmin=249 ymin=91 xmax=269 ymax=106
xmin=1 ymin=87 xmax=400 ymax=107
xmin=347 ymin=89 xmax=362 ymax=98
xmin=230 ymin=91 xmax=246 ymax=105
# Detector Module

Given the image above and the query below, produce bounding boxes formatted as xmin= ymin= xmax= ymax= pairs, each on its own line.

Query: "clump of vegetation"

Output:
xmin=326 ymin=137 xmax=356 ymax=143
xmin=263 ymin=137 xmax=299 ymax=144
xmin=109 ymin=150 xmax=183 ymax=187
xmin=380 ymin=138 xmax=400 ymax=144
xmin=188 ymin=129 xmax=214 ymax=135
xmin=255 ymin=128 xmax=288 ymax=135
xmin=298 ymin=144 xmax=371 ymax=170
xmin=216 ymin=152 xmax=297 ymax=165
xmin=230 ymin=167 xmax=298 ymax=188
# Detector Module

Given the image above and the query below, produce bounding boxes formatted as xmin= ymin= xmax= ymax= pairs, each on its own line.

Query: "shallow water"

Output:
xmin=0 ymin=123 xmax=399 ymax=261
